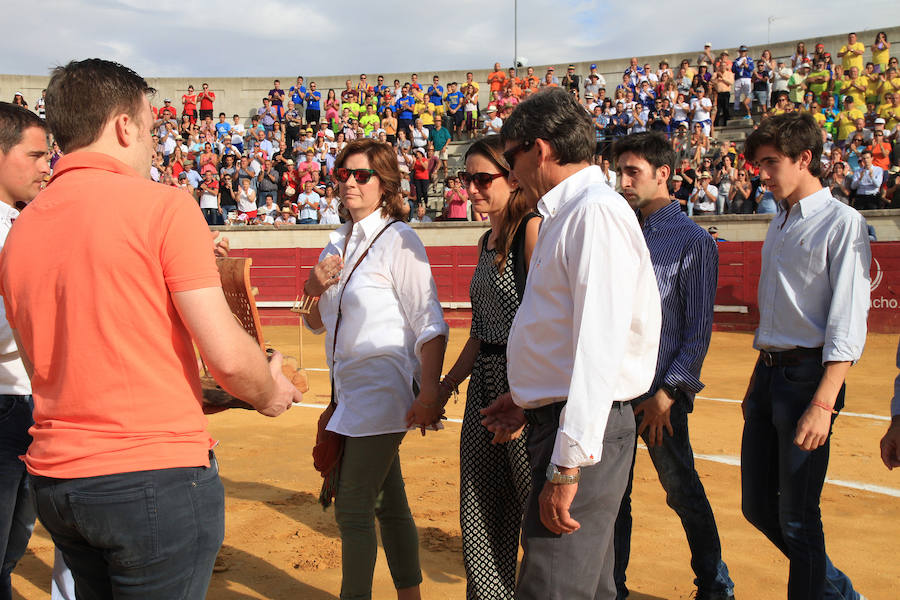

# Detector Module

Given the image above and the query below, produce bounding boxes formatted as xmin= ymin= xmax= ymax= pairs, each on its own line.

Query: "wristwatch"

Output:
xmin=546 ymin=463 xmax=580 ymax=485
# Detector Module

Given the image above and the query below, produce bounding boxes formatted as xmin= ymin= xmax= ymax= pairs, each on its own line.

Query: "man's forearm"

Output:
xmin=814 ymin=361 xmax=852 ymax=409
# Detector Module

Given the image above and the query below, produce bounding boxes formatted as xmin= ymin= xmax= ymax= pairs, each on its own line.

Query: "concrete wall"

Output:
xmin=212 ymin=210 xmax=900 ymax=249
xmin=4 ymin=26 xmax=899 ymax=120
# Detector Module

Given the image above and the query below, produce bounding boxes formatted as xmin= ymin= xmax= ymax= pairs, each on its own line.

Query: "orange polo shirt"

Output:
xmin=0 ymin=152 xmax=221 ymax=478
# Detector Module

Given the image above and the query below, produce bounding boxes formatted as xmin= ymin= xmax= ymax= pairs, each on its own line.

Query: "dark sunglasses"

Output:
xmin=458 ymin=171 xmax=503 ymax=188
xmin=502 ymin=139 xmax=534 ymax=170
xmin=334 ymin=168 xmax=377 ymax=184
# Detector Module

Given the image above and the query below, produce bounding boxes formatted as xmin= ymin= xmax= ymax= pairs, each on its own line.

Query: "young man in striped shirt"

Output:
xmin=611 ymin=132 xmax=734 ymax=600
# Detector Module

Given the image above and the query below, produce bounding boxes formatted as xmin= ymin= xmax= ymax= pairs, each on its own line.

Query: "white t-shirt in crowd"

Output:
xmin=691 ymin=97 xmax=712 ymax=121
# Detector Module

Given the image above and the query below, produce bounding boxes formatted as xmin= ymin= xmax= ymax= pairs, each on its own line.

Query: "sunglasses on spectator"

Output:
xmin=458 ymin=171 xmax=504 ymax=188
xmin=502 ymin=140 xmax=534 ymax=170
xmin=334 ymin=167 xmax=377 ymax=184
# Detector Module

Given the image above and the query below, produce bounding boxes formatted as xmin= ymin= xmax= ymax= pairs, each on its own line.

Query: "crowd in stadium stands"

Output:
xmin=10 ymin=31 xmax=899 ymax=223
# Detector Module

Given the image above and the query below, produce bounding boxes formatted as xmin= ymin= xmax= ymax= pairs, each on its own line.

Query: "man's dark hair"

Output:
xmin=0 ymin=101 xmax=48 ymax=153
xmin=219 ymin=112 xmax=226 ymax=117
xmin=610 ymin=132 xmax=675 ymax=179
xmin=500 ymin=87 xmax=594 ymax=165
xmin=743 ymin=112 xmax=823 ymax=177
xmin=46 ymin=59 xmax=155 ymax=152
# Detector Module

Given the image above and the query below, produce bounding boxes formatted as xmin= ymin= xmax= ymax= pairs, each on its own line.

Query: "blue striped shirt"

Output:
xmin=638 ymin=201 xmax=719 ymax=411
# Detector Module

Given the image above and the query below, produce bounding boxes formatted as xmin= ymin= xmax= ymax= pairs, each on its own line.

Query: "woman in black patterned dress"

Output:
xmin=438 ymin=136 xmax=541 ymax=599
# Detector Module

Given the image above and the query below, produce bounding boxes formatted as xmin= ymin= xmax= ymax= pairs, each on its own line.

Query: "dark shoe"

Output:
xmin=693 ymin=590 xmax=734 ymax=600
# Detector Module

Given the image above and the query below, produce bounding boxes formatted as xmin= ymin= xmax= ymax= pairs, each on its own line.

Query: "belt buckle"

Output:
xmin=761 ymin=351 xmax=775 ymax=367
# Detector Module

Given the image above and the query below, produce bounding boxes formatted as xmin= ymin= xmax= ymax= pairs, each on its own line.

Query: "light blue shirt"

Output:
xmin=851 ymin=165 xmax=884 ymax=195
xmin=754 ymin=187 xmax=871 ymax=363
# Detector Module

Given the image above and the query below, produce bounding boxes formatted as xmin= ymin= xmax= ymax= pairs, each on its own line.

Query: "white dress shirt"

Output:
xmin=0 ymin=202 xmax=31 ymax=395
xmin=305 ymin=210 xmax=448 ymax=437
xmin=507 ymin=166 xmax=661 ymax=468
xmin=754 ymin=187 xmax=871 ymax=363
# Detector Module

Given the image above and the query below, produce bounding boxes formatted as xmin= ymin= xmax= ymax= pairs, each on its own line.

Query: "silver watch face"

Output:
xmin=546 ymin=463 xmax=556 ymax=480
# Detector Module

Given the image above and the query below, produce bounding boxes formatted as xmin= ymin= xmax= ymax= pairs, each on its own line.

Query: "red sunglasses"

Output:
xmin=334 ymin=168 xmax=377 ymax=184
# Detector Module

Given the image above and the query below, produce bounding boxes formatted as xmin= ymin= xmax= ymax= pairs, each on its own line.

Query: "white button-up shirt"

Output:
xmin=754 ymin=187 xmax=871 ymax=363
xmin=0 ymin=202 xmax=31 ymax=395
xmin=306 ymin=210 xmax=448 ymax=437
xmin=507 ymin=165 xmax=661 ymax=468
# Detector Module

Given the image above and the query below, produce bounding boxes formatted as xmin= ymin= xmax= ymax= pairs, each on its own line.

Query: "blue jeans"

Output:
xmin=31 ymin=451 xmax=225 ymax=600
xmin=0 ymin=395 xmax=35 ymax=600
xmin=614 ymin=398 xmax=733 ymax=598
xmin=742 ymin=357 xmax=860 ymax=600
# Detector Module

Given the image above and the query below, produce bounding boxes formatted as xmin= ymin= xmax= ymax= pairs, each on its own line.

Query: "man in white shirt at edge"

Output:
xmin=0 ymin=104 xmax=78 ymax=600
xmin=740 ymin=112 xmax=868 ymax=600
xmin=481 ymin=87 xmax=661 ymax=599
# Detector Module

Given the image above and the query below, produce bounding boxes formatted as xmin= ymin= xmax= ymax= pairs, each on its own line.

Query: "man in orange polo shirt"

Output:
xmin=0 ymin=58 xmax=300 ymax=599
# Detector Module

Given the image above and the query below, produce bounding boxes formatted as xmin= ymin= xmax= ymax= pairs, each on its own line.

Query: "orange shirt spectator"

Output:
xmin=869 ymin=132 xmax=892 ymax=169
xmin=488 ymin=65 xmax=507 ymax=95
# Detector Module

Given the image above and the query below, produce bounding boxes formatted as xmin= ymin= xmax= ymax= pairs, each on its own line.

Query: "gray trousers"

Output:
xmin=516 ymin=402 xmax=636 ymax=600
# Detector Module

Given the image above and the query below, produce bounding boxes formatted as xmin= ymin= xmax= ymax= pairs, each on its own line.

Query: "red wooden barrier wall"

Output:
xmin=234 ymin=242 xmax=900 ymax=334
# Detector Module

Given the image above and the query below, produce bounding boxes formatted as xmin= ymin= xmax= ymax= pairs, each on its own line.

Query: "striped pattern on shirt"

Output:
xmin=639 ymin=201 xmax=719 ymax=411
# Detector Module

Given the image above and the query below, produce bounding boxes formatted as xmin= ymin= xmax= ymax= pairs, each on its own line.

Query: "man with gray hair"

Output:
xmin=481 ymin=87 xmax=661 ymax=599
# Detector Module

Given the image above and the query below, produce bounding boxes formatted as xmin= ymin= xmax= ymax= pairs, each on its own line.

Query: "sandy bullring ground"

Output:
xmin=11 ymin=328 xmax=900 ymax=599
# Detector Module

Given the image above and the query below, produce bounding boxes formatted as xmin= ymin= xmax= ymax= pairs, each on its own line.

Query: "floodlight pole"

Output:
xmin=767 ymin=16 xmax=776 ymax=45
xmin=514 ymin=0 xmax=518 ymax=76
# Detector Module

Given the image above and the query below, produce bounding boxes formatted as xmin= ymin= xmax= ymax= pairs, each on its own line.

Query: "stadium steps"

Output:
xmin=713 ymin=119 xmax=756 ymax=144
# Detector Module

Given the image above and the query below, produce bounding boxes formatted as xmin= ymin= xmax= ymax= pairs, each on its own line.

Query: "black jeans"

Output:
xmin=614 ymin=399 xmax=733 ymax=598
xmin=31 ymin=451 xmax=225 ymax=600
xmin=741 ymin=357 xmax=859 ymax=600
xmin=413 ymin=179 xmax=429 ymax=205
xmin=0 ymin=395 xmax=35 ymax=600
xmin=714 ymin=92 xmax=730 ymax=126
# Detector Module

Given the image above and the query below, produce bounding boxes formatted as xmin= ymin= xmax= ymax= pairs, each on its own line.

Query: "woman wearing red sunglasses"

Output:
xmin=301 ymin=138 xmax=447 ymax=600
xmin=441 ymin=136 xmax=541 ymax=599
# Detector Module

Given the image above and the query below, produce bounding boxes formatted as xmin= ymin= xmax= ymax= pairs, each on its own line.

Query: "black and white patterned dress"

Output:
xmin=460 ymin=234 xmax=532 ymax=600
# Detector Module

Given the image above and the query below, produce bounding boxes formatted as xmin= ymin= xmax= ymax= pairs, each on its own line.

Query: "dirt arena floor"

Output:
xmin=11 ymin=328 xmax=900 ymax=599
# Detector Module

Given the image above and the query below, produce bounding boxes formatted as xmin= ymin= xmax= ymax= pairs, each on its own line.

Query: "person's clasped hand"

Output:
xmin=480 ymin=392 xmax=526 ymax=444
xmin=306 ymin=254 xmax=344 ymax=296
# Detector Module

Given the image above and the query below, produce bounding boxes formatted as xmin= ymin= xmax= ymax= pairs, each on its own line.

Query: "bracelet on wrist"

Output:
xmin=810 ymin=399 xmax=838 ymax=414
xmin=439 ymin=375 xmax=460 ymax=404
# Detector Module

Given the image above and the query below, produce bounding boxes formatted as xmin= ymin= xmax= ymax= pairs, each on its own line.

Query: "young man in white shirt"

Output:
xmin=850 ymin=149 xmax=884 ymax=210
xmin=482 ymin=87 xmax=661 ymax=599
xmin=741 ymin=112 xmax=868 ymax=600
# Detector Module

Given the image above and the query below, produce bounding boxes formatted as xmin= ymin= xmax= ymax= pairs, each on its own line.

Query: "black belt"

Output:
xmin=523 ymin=400 xmax=630 ymax=426
xmin=759 ymin=347 xmax=822 ymax=367
xmin=479 ymin=342 xmax=507 ymax=356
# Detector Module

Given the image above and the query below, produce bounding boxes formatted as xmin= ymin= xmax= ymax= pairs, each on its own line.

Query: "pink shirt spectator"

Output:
xmin=445 ymin=187 xmax=468 ymax=219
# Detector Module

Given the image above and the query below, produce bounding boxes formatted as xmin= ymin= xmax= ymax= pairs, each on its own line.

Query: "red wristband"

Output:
xmin=810 ymin=400 xmax=837 ymax=414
